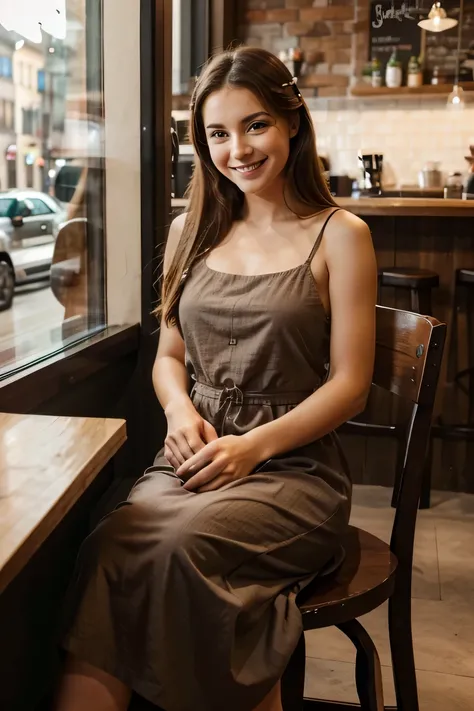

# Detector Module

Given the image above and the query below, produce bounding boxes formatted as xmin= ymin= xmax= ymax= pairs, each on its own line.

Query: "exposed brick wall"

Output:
xmin=238 ymin=0 xmax=370 ymax=98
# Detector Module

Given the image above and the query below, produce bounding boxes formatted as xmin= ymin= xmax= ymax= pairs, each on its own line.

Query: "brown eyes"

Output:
xmin=209 ymin=122 xmax=268 ymax=140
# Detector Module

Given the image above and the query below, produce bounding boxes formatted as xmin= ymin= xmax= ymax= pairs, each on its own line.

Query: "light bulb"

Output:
xmin=418 ymin=3 xmax=458 ymax=32
xmin=447 ymin=85 xmax=466 ymax=110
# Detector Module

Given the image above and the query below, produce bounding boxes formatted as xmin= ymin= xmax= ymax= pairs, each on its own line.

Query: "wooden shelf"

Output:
xmin=351 ymin=82 xmax=474 ymax=98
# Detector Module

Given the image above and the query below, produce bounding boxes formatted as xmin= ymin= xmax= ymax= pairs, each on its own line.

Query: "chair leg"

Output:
xmin=281 ymin=631 xmax=306 ymax=711
xmin=419 ymin=439 xmax=432 ymax=509
xmin=337 ymin=619 xmax=384 ymax=711
xmin=391 ymin=435 xmax=406 ymax=508
xmin=389 ymin=594 xmax=419 ymax=711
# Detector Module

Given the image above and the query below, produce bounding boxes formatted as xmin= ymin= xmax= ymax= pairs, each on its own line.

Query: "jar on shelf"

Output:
xmin=407 ymin=56 xmax=423 ymax=88
xmin=385 ymin=50 xmax=402 ymax=88
xmin=371 ymin=57 xmax=382 ymax=88
xmin=444 ymin=172 xmax=464 ymax=199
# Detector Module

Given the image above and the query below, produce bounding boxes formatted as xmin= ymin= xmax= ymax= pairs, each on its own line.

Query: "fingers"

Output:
xmin=165 ymin=427 xmax=207 ymax=468
xmin=173 ymin=431 xmax=196 ymax=461
xmin=164 ymin=439 xmax=185 ymax=467
xmin=164 ymin=446 xmax=180 ymax=470
xmin=182 ymin=459 xmax=223 ymax=491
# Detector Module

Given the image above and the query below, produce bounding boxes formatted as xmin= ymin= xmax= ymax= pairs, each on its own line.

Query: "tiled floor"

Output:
xmin=304 ymin=486 xmax=474 ymax=710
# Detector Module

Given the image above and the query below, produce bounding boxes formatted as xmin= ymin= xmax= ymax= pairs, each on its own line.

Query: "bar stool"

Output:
xmin=378 ymin=267 xmax=439 ymax=314
xmin=340 ymin=267 xmax=440 ymax=509
xmin=453 ymin=268 xmax=474 ymax=419
xmin=430 ymin=268 xmax=474 ymax=486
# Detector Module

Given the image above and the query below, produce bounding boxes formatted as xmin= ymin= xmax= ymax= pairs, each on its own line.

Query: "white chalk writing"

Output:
xmin=372 ymin=2 xmax=416 ymax=29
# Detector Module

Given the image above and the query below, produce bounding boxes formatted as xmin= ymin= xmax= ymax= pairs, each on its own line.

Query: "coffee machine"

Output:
xmin=358 ymin=152 xmax=384 ymax=196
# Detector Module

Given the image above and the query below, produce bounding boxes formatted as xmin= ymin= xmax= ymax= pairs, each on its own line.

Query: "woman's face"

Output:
xmin=201 ymin=86 xmax=297 ymax=197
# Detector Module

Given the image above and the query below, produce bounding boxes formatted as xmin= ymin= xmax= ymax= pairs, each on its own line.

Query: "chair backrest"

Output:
xmin=372 ymin=306 xmax=446 ymax=578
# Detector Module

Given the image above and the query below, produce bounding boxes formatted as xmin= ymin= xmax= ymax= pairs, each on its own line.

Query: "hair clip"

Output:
xmin=281 ymin=77 xmax=302 ymax=100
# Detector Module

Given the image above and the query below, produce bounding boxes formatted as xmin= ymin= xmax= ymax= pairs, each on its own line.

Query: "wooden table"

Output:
xmin=0 ymin=413 xmax=127 ymax=594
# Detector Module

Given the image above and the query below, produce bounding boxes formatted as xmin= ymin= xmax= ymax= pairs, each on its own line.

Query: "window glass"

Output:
xmin=0 ymin=197 xmax=14 ymax=217
xmin=28 ymin=198 xmax=53 ymax=216
xmin=0 ymin=2 xmax=106 ymax=378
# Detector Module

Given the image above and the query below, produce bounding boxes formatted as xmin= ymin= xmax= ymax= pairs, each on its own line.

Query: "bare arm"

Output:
xmin=153 ymin=212 xmax=218 ymax=467
xmin=152 ymin=212 xmax=190 ymax=414
xmin=243 ymin=211 xmax=377 ymax=460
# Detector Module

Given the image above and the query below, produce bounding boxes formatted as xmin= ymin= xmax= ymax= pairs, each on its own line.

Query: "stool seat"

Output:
xmin=457 ymin=268 xmax=474 ymax=286
xmin=379 ymin=267 xmax=439 ymax=290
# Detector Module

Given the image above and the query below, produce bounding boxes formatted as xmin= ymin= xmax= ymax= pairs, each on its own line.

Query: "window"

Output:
xmin=0 ymin=1 xmax=107 ymax=378
xmin=5 ymin=100 xmax=13 ymax=130
xmin=14 ymin=200 xmax=31 ymax=218
xmin=0 ymin=56 xmax=13 ymax=79
xmin=28 ymin=198 xmax=53 ymax=216
xmin=0 ymin=198 xmax=15 ymax=218
xmin=22 ymin=107 xmax=40 ymax=135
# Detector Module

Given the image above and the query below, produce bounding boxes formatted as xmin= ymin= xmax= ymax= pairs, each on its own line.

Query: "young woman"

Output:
xmin=55 ymin=47 xmax=377 ymax=711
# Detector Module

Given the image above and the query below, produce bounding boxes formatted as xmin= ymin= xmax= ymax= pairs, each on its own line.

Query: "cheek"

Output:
xmin=208 ymin=144 xmax=229 ymax=172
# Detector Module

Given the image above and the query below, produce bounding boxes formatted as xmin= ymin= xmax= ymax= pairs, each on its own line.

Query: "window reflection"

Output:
xmin=0 ymin=1 xmax=105 ymax=378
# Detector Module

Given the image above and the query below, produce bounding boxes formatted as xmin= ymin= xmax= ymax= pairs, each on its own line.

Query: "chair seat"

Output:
xmin=297 ymin=526 xmax=397 ymax=630
xmin=457 ymin=268 xmax=474 ymax=286
xmin=379 ymin=267 xmax=439 ymax=289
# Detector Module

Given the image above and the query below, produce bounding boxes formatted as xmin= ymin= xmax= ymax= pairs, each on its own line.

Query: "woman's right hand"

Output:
xmin=164 ymin=399 xmax=218 ymax=470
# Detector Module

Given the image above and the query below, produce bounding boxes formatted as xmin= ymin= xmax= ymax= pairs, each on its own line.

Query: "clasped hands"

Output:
xmin=164 ymin=402 xmax=261 ymax=493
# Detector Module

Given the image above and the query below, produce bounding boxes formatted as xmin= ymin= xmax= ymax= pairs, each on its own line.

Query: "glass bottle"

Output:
xmin=371 ymin=57 xmax=382 ymax=88
xmin=407 ymin=56 xmax=423 ymax=88
xmin=386 ymin=50 xmax=402 ymax=88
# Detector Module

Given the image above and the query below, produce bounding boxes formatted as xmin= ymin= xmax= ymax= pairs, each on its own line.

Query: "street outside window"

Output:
xmin=0 ymin=1 xmax=106 ymax=379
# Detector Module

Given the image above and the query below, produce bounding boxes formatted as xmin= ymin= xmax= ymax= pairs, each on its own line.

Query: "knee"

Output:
xmin=81 ymin=501 xmax=143 ymax=571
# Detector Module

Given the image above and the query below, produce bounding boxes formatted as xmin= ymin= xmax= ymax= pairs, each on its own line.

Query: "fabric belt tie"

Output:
xmin=191 ymin=378 xmax=315 ymax=407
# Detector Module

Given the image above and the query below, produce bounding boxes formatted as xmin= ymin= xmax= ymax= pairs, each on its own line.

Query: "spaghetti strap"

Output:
xmin=305 ymin=208 xmax=342 ymax=265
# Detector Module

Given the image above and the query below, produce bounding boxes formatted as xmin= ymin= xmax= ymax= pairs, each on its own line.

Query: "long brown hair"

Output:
xmin=159 ymin=46 xmax=336 ymax=325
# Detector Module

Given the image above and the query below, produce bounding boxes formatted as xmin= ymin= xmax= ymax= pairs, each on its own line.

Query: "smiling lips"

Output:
xmin=230 ymin=158 xmax=267 ymax=173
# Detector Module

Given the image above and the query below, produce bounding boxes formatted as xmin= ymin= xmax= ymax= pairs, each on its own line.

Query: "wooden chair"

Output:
xmin=281 ymin=305 xmax=446 ymax=711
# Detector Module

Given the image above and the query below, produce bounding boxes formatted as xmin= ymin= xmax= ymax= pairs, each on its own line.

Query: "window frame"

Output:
xmin=0 ymin=0 xmax=160 ymax=406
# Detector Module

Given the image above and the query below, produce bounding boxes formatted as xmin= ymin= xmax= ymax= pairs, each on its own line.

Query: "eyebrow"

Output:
xmin=205 ymin=111 xmax=271 ymax=130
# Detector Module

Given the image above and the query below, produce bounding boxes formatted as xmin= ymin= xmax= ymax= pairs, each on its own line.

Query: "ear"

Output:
xmin=289 ymin=113 xmax=300 ymax=138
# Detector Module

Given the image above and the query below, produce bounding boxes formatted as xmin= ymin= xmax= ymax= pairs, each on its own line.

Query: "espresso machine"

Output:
xmin=358 ymin=152 xmax=384 ymax=196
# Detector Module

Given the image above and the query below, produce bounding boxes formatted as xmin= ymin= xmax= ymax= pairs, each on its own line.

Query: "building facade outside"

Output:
xmin=0 ymin=26 xmax=16 ymax=191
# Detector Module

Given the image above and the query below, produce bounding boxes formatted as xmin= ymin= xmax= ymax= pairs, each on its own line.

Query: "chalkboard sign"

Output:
xmin=370 ymin=1 xmax=422 ymax=67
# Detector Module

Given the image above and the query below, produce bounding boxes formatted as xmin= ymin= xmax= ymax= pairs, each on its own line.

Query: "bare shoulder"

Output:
xmin=164 ymin=212 xmax=187 ymax=272
xmin=326 ymin=208 xmax=371 ymax=241
xmin=323 ymin=209 xmax=373 ymax=260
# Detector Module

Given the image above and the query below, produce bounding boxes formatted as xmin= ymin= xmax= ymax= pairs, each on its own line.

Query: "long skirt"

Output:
xmin=62 ymin=453 xmax=350 ymax=711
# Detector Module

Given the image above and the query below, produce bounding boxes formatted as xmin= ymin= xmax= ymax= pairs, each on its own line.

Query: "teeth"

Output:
xmin=236 ymin=161 xmax=263 ymax=173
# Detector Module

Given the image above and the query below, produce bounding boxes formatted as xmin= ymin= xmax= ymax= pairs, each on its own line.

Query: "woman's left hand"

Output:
xmin=176 ymin=435 xmax=260 ymax=492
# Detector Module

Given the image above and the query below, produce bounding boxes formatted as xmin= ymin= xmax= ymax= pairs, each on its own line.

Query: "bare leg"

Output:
xmin=252 ymin=680 xmax=283 ymax=711
xmin=53 ymin=655 xmax=132 ymax=711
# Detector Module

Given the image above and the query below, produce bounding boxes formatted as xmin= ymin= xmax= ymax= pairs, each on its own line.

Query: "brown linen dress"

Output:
xmin=62 ymin=208 xmax=352 ymax=711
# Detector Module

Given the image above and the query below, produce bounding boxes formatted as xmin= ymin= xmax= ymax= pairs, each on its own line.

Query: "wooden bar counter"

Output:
xmin=338 ymin=196 xmax=474 ymax=218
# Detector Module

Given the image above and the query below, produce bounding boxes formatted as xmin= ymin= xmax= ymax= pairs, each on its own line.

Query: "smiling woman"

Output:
xmin=55 ymin=46 xmax=377 ymax=711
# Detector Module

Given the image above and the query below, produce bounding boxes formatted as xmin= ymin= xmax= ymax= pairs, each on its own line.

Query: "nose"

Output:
xmin=231 ymin=135 xmax=253 ymax=163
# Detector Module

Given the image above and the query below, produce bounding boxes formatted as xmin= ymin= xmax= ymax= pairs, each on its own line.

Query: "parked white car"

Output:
xmin=0 ymin=190 xmax=67 ymax=310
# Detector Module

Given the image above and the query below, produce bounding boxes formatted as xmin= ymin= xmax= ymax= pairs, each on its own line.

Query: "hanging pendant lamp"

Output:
xmin=447 ymin=0 xmax=465 ymax=109
xmin=418 ymin=2 xmax=458 ymax=32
